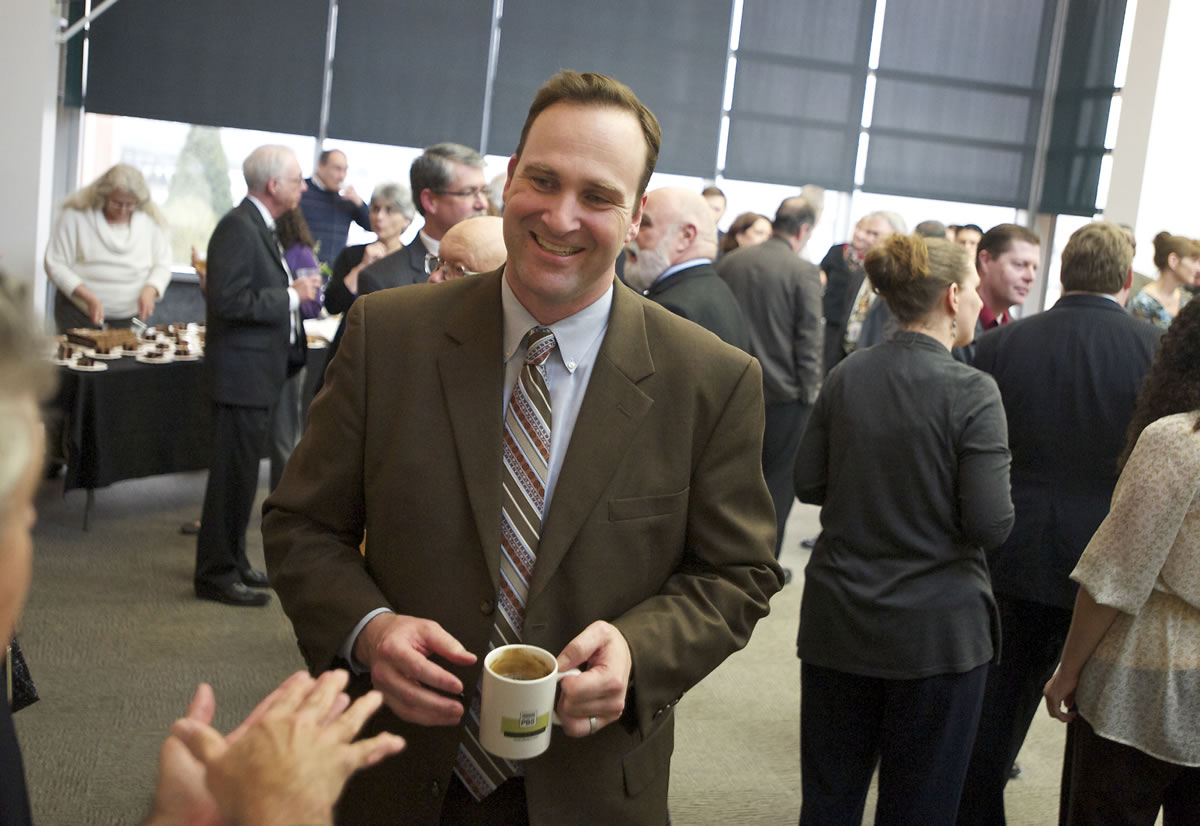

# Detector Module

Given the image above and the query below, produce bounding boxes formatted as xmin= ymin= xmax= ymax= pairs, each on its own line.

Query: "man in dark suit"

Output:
xmin=623 ymin=187 xmax=749 ymax=350
xmin=957 ymin=222 xmax=1162 ymax=825
xmin=195 ymin=145 xmax=320 ymax=607
xmin=262 ymin=71 xmax=782 ymax=824
xmin=718 ymin=198 xmax=821 ymax=564
xmin=358 ymin=142 xmax=488 ymax=295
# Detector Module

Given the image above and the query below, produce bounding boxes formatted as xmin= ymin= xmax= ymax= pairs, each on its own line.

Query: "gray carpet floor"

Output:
xmin=16 ymin=467 xmax=1070 ymax=824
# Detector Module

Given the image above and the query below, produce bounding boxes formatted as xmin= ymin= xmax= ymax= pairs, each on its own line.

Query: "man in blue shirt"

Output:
xmin=299 ymin=149 xmax=371 ymax=267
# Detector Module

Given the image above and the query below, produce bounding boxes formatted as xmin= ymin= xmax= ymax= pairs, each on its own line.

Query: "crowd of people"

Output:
xmin=10 ymin=66 xmax=1199 ymax=824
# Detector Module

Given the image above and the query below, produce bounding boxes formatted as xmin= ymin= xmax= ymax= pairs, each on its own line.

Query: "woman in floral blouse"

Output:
xmin=1044 ymin=298 xmax=1200 ymax=824
xmin=1126 ymin=231 xmax=1199 ymax=331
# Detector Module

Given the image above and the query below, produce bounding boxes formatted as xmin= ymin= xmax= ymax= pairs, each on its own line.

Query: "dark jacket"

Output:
xmin=795 ymin=332 xmax=1013 ymax=678
xmin=298 ymin=180 xmax=370 ymax=267
xmin=718 ymin=236 xmax=823 ymax=405
xmin=644 ymin=262 xmax=750 ymax=351
xmin=973 ymin=293 xmax=1162 ymax=609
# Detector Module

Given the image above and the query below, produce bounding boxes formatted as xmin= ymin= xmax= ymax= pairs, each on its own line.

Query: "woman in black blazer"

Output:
xmin=794 ymin=233 xmax=1014 ymax=825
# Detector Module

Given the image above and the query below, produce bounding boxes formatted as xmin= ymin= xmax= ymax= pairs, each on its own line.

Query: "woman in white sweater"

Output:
xmin=44 ymin=163 xmax=171 ymax=332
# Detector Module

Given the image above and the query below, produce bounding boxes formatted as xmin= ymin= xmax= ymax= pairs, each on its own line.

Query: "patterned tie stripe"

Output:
xmin=455 ymin=326 xmax=556 ymax=800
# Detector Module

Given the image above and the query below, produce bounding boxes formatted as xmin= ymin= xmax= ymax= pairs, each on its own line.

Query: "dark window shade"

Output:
xmin=724 ymin=0 xmax=877 ymax=189
xmin=326 ymin=0 xmax=492 ymax=149
xmin=488 ymin=0 xmax=731 ymax=177
xmin=85 ymin=0 xmax=328 ymax=136
xmin=1039 ymin=0 xmax=1127 ymax=215
xmin=862 ymin=0 xmax=1056 ymax=207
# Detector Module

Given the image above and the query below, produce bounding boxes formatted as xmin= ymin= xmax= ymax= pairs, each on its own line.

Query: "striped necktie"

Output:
xmin=454 ymin=326 xmax=556 ymax=799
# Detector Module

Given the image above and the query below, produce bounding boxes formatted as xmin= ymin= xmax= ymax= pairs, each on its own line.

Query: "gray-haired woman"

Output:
xmin=324 ymin=182 xmax=414 ymax=315
xmin=44 ymin=163 xmax=171 ymax=332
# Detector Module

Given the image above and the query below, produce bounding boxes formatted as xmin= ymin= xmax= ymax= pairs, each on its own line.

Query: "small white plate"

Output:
xmin=136 ymin=353 xmax=174 ymax=365
xmin=84 ymin=348 xmax=123 ymax=360
xmin=172 ymin=353 xmax=200 ymax=361
xmin=69 ymin=360 xmax=108 ymax=372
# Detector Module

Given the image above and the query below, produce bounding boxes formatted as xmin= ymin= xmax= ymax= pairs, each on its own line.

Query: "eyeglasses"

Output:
xmin=425 ymin=254 xmax=481 ymax=279
xmin=433 ymin=186 xmax=488 ymax=200
xmin=106 ymin=198 xmax=140 ymax=211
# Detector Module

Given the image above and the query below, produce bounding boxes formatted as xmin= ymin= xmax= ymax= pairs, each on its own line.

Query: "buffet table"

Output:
xmin=54 ymin=355 xmax=211 ymax=528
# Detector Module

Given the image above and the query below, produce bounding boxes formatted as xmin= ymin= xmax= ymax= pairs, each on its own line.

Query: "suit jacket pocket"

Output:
xmin=608 ymin=488 xmax=689 ymax=522
xmin=623 ymin=710 xmax=674 ymax=798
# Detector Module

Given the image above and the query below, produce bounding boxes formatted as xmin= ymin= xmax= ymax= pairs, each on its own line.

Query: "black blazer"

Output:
xmin=795 ymin=332 xmax=1013 ymax=677
xmin=973 ymin=293 xmax=1162 ymax=609
xmin=358 ymin=234 xmax=428 ymax=295
xmin=644 ymin=262 xmax=751 ymax=351
xmin=204 ymin=199 xmax=302 ymax=408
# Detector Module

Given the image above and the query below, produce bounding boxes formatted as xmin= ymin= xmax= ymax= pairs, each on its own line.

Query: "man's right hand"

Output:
xmin=354 ymin=614 xmax=477 ymax=726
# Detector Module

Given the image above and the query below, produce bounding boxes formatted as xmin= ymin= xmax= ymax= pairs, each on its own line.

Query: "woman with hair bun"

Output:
xmin=794 ymin=233 xmax=1014 ymax=824
xmin=1127 ymin=231 xmax=1200 ymax=330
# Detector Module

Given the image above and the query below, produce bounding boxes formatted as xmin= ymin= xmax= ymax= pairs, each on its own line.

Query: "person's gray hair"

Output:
xmin=869 ymin=210 xmax=908 ymax=236
xmin=915 ymin=219 xmax=948 ymax=239
xmin=0 ymin=273 xmax=55 ymax=510
xmin=60 ymin=163 xmax=167 ymax=228
xmin=371 ymin=182 xmax=416 ymax=221
xmin=410 ymin=143 xmax=484 ymax=218
xmin=243 ymin=145 xmax=296 ymax=194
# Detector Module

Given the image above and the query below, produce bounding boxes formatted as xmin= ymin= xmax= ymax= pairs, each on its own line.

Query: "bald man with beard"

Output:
xmin=427 ymin=216 xmax=507 ymax=283
xmin=623 ymin=187 xmax=749 ymax=350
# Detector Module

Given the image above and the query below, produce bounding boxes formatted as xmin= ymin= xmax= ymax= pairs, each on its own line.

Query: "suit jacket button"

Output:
xmin=430 ymin=779 xmax=441 ymax=797
xmin=480 ymin=599 xmax=494 ymax=615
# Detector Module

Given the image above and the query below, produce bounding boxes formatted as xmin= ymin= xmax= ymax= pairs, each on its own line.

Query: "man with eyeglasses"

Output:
xmin=359 ymin=142 xmax=488 ymax=296
xmin=425 ymin=215 xmax=506 ymax=284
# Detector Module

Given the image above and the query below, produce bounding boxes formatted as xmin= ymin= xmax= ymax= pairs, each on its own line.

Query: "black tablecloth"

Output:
xmin=55 ymin=356 xmax=211 ymax=492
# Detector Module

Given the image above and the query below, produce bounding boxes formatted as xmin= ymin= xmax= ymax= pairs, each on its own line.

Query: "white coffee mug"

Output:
xmin=478 ymin=643 xmax=581 ymax=760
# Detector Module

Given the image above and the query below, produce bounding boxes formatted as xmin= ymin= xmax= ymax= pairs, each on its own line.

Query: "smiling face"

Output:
xmin=978 ymin=239 xmax=1039 ymax=313
xmin=502 ymin=103 xmax=647 ymax=323
xmin=851 ymin=215 xmax=892 ymax=255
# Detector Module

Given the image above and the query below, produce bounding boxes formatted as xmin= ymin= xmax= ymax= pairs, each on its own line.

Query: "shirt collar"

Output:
xmin=653 ymin=257 xmax=712 ymax=286
xmin=501 ymin=274 xmax=613 ymax=375
xmin=420 ymin=229 xmax=440 ymax=256
xmin=308 ymin=175 xmax=329 ymax=192
xmin=978 ymin=303 xmax=1010 ymax=330
xmin=247 ymin=195 xmax=275 ymax=231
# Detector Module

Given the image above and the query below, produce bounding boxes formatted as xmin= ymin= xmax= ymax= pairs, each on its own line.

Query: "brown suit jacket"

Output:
xmin=263 ymin=270 xmax=781 ymax=825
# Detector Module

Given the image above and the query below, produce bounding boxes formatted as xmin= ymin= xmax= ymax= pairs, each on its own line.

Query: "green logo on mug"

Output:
xmin=502 ymin=711 xmax=549 ymax=738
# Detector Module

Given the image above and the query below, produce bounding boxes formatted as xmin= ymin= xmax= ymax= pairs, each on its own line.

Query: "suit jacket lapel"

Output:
xmin=439 ymin=271 xmax=506 ymax=589
xmin=530 ymin=283 xmax=655 ymax=602
xmin=242 ymin=199 xmax=290 ymax=286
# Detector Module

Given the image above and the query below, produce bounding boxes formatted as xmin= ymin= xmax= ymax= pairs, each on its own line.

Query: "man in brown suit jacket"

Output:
xmin=262 ymin=71 xmax=782 ymax=824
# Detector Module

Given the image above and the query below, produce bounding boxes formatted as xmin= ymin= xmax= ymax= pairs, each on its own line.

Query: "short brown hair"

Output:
xmin=1060 ymin=222 xmax=1131 ymax=294
xmin=866 ymin=234 xmax=972 ymax=325
xmin=977 ymin=223 xmax=1040 ymax=266
xmin=514 ymin=71 xmax=662 ymax=200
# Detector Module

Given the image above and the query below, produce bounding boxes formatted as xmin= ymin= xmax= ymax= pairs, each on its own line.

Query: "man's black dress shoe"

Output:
xmin=240 ymin=568 xmax=270 ymax=589
xmin=195 ymin=580 xmax=271 ymax=607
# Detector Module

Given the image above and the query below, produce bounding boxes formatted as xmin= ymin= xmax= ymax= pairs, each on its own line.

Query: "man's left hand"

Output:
xmin=555 ymin=621 xmax=631 ymax=738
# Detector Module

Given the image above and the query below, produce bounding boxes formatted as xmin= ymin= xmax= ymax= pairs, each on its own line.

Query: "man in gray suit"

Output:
xmin=359 ymin=143 xmax=488 ymax=294
xmin=718 ymin=197 xmax=821 ymax=565
xmin=957 ymin=222 xmax=1162 ymax=824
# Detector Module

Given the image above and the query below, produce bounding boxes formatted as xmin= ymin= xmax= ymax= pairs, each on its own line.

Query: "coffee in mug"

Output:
xmin=479 ymin=644 xmax=581 ymax=760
